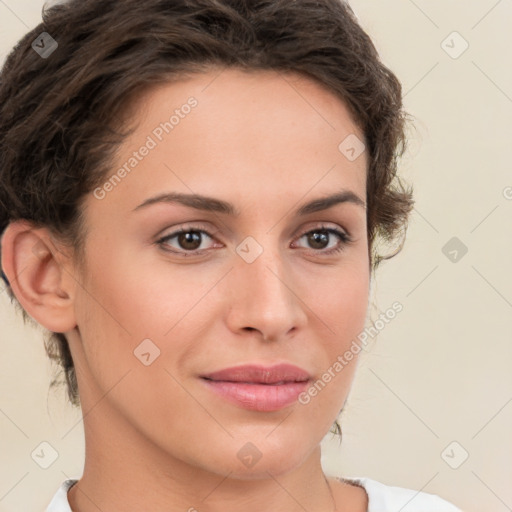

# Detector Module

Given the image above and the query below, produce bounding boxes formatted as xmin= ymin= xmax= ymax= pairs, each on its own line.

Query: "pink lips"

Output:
xmin=200 ymin=364 xmax=311 ymax=412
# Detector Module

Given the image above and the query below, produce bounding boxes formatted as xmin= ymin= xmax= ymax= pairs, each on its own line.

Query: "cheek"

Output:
xmin=327 ymin=270 xmax=369 ymax=338
xmin=73 ymin=248 xmax=211 ymax=400
xmin=306 ymin=258 xmax=370 ymax=390
xmin=310 ymin=252 xmax=370 ymax=341
xmin=73 ymin=268 xmax=200 ymax=431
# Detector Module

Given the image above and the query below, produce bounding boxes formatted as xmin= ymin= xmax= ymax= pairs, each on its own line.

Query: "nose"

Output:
xmin=225 ymin=242 xmax=308 ymax=342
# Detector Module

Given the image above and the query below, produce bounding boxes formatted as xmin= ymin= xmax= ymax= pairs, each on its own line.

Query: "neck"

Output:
xmin=67 ymin=400 xmax=337 ymax=512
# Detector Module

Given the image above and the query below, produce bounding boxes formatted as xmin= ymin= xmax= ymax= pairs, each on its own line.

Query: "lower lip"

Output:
xmin=201 ymin=379 xmax=310 ymax=412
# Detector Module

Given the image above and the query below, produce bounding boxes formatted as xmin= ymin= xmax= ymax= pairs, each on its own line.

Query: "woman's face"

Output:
xmin=69 ymin=68 xmax=369 ymax=478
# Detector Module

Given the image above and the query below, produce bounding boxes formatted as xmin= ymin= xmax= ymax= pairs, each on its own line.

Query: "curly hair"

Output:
xmin=0 ymin=0 xmax=414 ymax=434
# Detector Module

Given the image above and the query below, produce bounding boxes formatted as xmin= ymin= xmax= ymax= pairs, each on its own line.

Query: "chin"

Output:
xmin=206 ymin=434 xmax=314 ymax=480
xmin=222 ymin=457 xmax=307 ymax=481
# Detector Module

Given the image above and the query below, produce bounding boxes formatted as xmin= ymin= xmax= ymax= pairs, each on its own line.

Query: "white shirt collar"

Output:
xmin=46 ymin=476 xmax=461 ymax=512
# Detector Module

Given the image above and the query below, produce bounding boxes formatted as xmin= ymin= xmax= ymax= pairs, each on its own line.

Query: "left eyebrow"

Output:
xmin=131 ymin=189 xmax=366 ymax=216
xmin=296 ymin=190 xmax=366 ymax=215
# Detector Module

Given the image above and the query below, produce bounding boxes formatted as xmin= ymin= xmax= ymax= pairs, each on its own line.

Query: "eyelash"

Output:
xmin=155 ymin=223 xmax=353 ymax=258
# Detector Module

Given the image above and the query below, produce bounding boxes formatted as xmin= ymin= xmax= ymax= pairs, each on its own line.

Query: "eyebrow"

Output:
xmin=132 ymin=189 xmax=366 ymax=216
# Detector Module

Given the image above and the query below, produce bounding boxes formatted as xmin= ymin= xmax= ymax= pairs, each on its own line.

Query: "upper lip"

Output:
xmin=201 ymin=363 xmax=311 ymax=384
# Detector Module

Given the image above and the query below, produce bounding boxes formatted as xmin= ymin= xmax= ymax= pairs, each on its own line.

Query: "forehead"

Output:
xmin=129 ymin=67 xmax=364 ymax=144
xmin=89 ymin=67 xmax=367 ymax=219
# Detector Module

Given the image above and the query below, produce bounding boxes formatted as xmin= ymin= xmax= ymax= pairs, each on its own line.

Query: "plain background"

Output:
xmin=0 ymin=1 xmax=511 ymax=511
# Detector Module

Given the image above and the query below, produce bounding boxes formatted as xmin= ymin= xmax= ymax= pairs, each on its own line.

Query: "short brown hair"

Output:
xmin=0 ymin=0 xmax=413 ymax=418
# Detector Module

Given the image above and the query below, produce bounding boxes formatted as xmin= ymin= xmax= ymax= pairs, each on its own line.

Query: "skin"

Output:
xmin=2 ymin=68 xmax=370 ymax=511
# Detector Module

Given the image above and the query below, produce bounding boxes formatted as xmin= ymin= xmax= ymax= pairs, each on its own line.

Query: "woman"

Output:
xmin=0 ymin=0 xmax=462 ymax=510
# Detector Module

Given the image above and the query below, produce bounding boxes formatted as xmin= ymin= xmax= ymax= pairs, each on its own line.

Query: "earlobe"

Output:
xmin=1 ymin=220 xmax=78 ymax=333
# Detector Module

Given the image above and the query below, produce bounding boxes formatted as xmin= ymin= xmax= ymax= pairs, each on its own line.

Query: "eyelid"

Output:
xmin=291 ymin=220 xmax=351 ymax=239
xmin=156 ymin=221 xmax=218 ymax=240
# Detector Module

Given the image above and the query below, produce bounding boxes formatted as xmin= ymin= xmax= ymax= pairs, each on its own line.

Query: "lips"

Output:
xmin=200 ymin=363 xmax=312 ymax=411
xmin=200 ymin=363 xmax=311 ymax=384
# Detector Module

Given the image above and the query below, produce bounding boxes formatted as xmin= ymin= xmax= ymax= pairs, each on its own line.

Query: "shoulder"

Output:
xmin=336 ymin=476 xmax=463 ymax=512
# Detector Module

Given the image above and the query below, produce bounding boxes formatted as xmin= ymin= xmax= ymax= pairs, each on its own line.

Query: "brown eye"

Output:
xmin=176 ymin=231 xmax=203 ymax=251
xmin=294 ymin=226 xmax=351 ymax=255
xmin=156 ymin=227 xmax=216 ymax=256
xmin=306 ymin=230 xmax=330 ymax=250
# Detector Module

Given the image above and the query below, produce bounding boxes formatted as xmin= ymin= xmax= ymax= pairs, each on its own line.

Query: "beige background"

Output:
xmin=1 ymin=1 xmax=511 ymax=511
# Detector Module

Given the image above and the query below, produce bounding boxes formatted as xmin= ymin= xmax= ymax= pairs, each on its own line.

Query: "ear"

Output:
xmin=1 ymin=220 xmax=78 ymax=333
